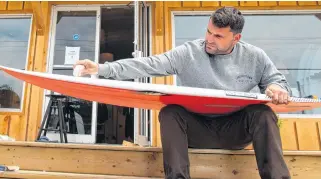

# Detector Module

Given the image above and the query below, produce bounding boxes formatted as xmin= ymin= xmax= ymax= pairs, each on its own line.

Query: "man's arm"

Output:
xmin=97 ymin=44 xmax=188 ymax=80
xmin=258 ymin=50 xmax=292 ymax=104
xmin=258 ymin=50 xmax=292 ymax=95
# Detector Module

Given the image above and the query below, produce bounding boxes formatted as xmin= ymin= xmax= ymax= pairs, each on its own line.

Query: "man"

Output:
xmin=75 ymin=7 xmax=291 ymax=179
xmin=99 ymin=28 xmax=114 ymax=63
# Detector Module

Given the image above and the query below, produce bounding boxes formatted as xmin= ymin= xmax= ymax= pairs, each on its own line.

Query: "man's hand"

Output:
xmin=265 ymin=84 xmax=290 ymax=105
xmin=73 ymin=59 xmax=99 ymax=76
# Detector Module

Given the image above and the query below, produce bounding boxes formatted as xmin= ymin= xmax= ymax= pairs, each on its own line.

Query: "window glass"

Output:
xmin=0 ymin=17 xmax=32 ymax=110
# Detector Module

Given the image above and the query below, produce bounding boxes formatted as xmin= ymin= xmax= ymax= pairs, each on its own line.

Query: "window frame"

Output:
xmin=0 ymin=14 xmax=33 ymax=113
xmin=171 ymin=9 xmax=321 ymax=118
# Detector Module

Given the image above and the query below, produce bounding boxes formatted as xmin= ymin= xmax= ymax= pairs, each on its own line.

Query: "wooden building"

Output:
xmin=0 ymin=1 xmax=321 ymax=178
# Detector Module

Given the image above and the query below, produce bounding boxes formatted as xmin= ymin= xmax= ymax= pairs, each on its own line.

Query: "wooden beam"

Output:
xmin=31 ymin=2 xmax=44 ymax=35
xmin=0 ymin=1 xmax=7 ymax=10
xmin=23 ymin=2 xmax=33 ymax=11
xmin=258 ymin=1 xmax=278 ymax=6
xmin=298 ymin=1 xmax=318 ymax=6
xmin=0 ymin=142 xmax=321 ymax=178
xmin=7 ymin=1 xmax=23 ymax=10
xmin=221 ymin=1 xmax=239 ymax=7
xmin=278 ymin=1 xmax=298 ymax=6
xmin=182 ymin=1 xmax=201 ymax=7
xmin=240 ymin=1 xmax=258 ymax=6
xmin=0 ymin=170 xmax=160 ymax=179
xmin=201 ymin=1 xmax=220 ymax=7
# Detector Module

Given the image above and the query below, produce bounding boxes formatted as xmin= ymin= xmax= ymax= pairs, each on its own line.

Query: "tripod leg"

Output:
xmin=44 ymin=102 xmax=54 ymax=136
xmin=37 ymin=99 xmax=53 ymax=140
xmin=58 ymin=100 xmax=68 ymax=143
xmin=57 ymin=100 xmax=64 ymax=143
xmin=61 ymin=103 xmax=68 ymax=143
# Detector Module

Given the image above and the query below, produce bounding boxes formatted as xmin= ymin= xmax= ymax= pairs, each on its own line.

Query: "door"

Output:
xmin=43 ymin=6 xmax=101 ymax=143
xmin=133 ymin=1 xmax=152 ymax=146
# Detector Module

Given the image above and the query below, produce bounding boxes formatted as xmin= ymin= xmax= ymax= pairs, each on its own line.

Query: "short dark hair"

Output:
xmin=211 ymin=7 xmax=245 ymax=34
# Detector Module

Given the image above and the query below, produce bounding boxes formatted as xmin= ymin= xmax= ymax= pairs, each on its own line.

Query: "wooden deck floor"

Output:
xmin=0 ymin=170 xmax=160 ymax=179
xmin=0 ymin=141 xmax=320 ymax=179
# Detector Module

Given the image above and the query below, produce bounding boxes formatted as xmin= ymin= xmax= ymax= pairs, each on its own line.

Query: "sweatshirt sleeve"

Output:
xmin=97 ymin=44 xmax=188 ymax=80
xmin=258 ymin=50 xmax=292 ymax=96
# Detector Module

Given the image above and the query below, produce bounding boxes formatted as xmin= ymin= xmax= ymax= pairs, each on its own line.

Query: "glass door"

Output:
xmin=133 ymin=1 xmax=152 ymax=146
xmin=43 ymin=6 xmax=100 ymax=143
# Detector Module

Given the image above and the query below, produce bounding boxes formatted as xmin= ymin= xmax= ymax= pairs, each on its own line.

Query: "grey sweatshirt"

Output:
xmin=98 ymin=39 xmax=292 ymax=95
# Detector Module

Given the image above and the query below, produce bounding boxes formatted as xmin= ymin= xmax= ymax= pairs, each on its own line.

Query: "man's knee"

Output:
xmin=158 ymin=104 xmax=185 ymax=123
xmin=243 ymin=104 xmax=278 ymax=124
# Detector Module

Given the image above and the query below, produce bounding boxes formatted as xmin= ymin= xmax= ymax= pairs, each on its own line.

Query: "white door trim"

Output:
xmin=42 ymin=5 xmax=101 ymax=143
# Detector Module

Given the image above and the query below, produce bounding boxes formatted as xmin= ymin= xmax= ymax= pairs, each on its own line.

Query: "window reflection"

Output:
xmin=174 ymin=13 xmax=321 ymax=114
xmin=0 ymin=17 xmax=31 ymax=110
xmin=54 ymin=11 xmax=96 ymax=65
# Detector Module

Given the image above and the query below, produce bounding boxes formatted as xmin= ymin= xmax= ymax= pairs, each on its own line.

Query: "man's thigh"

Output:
xmin=187 ymin=107 xmax=254 ymax=150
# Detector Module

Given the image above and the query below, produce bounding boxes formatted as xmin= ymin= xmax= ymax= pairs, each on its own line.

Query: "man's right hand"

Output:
xmin=73 ymin=59 xmax=99 ymax=76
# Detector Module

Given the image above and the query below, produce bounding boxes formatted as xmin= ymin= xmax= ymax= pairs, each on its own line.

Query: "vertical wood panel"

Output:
xmin=0 ymin=115 xmax=10 ymax=135
xmin=182 ymin=1 xmax=201 ymax=7
xmin=155 ymin=110 xmax=162 ymax=147
xmin=240 ymin=1 xmax=258 ymax=6
xmin=319 ymin=1 xmax=321 ymax=5
xmin=278 ymin=1 xmax=298 ymax=6
xmin=280 ymin=120 xmax=298 ymax=150
xmin=296 ymin=121 xmax=320 ymax=150
xmin=23 ymin=1 xmax=32 ymax=10
xmin=27 ymin=1 xmax=50 ymax=141
xmin=0 ymin=1 xmax=7 ymax=10
xmin=318 ymin=122 xmax=321 ymax=149
xmin=7 ymin=1 xmax=23 ymax=10
xmin=19 ymin=83 xmax=31 ymax=141
xmin=165 ymin=1 xmax=181 ymax=7
xmin=298 ymin=1 xmax=318 ymax=6
xmin=201 ymin=1 xmax=220 ymax=7
xmin=23 ymin=19 xmax=38 ymax=141
xmin=33 ymin=3 xmax=50 ymax=141
xmin=164 ymin=2 xmax=175 ymax=86
xmin=153 ymin=1 xmax=166 ymax=147
xmin=40 ymin=1 xmax=50 ymax=72
xmin=27 ymin=85 xmax=43 ymax=141
xmin=8 ymin=115 xmax=21 ymax=140
xmin=221 ymin=1 xmax=239 ymax=7
xmin=258 ymin=1 xmax=278 ymax=6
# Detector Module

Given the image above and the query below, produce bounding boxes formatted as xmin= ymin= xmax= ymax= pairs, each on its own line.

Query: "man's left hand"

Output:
xmin=265 ymin=84 xmax=290 ymax=105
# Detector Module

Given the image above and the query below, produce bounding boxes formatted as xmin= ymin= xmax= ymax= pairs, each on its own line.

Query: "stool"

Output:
xmin=36 ymin=94 xmax=68 ymax=143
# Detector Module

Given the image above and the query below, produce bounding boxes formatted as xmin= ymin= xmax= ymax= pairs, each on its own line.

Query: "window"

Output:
xmin=173 ymin=12 xmax=321 ymax=115
xmin=0 ymin=16 xmax=32 ymax=111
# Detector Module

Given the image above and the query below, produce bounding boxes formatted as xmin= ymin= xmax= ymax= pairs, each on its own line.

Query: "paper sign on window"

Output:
xmin=65 ymin=46 xmax=80 ymax=65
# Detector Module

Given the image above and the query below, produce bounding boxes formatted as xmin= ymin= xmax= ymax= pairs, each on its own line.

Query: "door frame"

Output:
xmin=133 ymin=1 xmax=154 ymax=147
xmin=42 ymin=5 xmax=101 ymax=143
xmin=43 ymin=3 xmax=154 ymax=144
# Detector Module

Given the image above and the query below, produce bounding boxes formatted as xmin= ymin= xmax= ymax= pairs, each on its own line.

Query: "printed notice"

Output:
xmin=65 ymin=46 xmax=80 ymax=64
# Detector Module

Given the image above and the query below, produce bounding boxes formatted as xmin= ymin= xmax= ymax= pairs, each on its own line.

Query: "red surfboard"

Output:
xmin=1 ymin=65 xmax=321 ymax=114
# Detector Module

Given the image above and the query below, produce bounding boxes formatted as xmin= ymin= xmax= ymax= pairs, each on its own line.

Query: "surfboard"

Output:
xmin=1 ymin=65 xmax=321 ymax=114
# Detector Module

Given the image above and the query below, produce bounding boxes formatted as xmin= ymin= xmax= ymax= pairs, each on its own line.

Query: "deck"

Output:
xmin=0 ymin=141 xmax=320 ymax=178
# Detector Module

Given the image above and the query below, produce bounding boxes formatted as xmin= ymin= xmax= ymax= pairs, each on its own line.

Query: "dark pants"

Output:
xmin=158 ymin=104 xmax=290 ymax=179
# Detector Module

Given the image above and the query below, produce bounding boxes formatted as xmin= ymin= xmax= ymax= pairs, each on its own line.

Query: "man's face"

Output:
xmin=205 ymin=19 xmax=241 ymax=55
